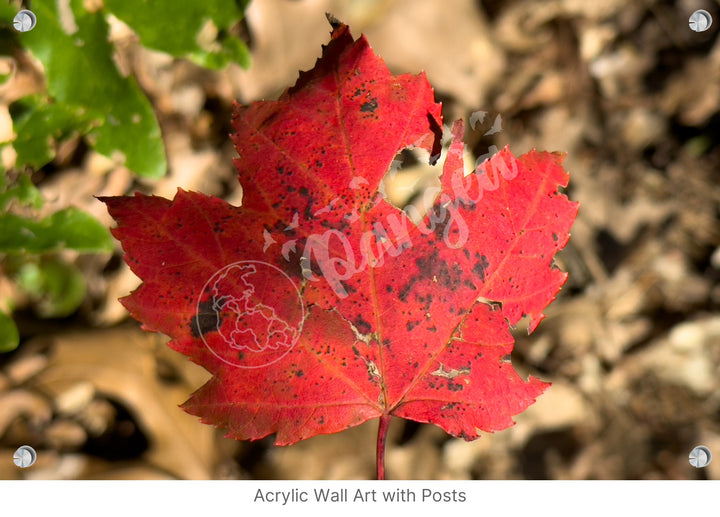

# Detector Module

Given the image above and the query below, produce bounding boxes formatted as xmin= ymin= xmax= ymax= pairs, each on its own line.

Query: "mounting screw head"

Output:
xmin=13 ymin=9 xmax=36 ymax=32
xmin=689 ymin=445 xmax=712 ymax=468
xmin=689 ymin=10 xmax=712 ymax=32
xmin=13 ymin=445 xmax=37 ymax=468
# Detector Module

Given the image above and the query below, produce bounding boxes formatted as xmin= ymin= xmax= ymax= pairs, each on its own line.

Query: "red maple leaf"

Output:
xmin=101 ymin=19 xmax=578 ymax=479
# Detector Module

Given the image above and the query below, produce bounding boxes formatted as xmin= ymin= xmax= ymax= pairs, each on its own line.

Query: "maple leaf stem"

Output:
xmin=376 ymin=413 xmax=392 ymax=480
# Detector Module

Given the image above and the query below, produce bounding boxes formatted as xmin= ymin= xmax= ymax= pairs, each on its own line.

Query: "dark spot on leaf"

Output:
xmin=360 ymin=97 xmax=378 ymax=113
xmin=472 ymin=255 xmax=490 ymax=282
xmin=416 ymin=250 xmax=461 ymax=289
xmin=447 ymin=380 xmax=463 ymax=392
xmin=421 ymin=294 xmax=433 ymax=311
xmin=340 ymin=280 xmax=356 ymax=294
xmin=415 ymin=294 xmax=431 ymax=312
xmin=407 ymin=320 xmax=419 ymax=331
xmin=295 ymin=370 xmax=304 ymax=378
xmin=353 ymin=315 xmax=372 ymax=334
xmin=191 ymin=298 xmax=221 ymax=338
xmin=459 ymin=199 xmax=476 ymax=211
xmin=304 ymin=195 xmax=315 ymax=220
xmin=398 ymin=277 xmax=417 ymax=302
xmin=429 ymin=206 xmax=451 ymax=239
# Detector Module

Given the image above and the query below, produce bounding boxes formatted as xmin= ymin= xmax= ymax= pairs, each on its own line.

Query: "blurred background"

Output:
xmin=0 ymin=0 xmax=719 ymax=479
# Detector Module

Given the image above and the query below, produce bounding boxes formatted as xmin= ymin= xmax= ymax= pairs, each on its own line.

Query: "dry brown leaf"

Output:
xmin=27 ymin=327 xmax=218 ymax=479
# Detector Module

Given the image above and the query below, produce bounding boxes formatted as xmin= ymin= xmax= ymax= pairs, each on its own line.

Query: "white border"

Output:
xmin=1 ymin=480 xmax=716 ymax=517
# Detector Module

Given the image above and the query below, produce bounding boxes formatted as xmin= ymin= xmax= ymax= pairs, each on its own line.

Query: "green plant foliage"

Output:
xmin=17 ymin=1 xmax=167 ymax=178
xmin=9 ymin=95 xmax=100 ymax=171
xmin=105 ymin=0 xmax=251 ymax=69
xmin=0 ymin=0 xmax=252 ymax=351
xmin=1 ymin=0 xmax=251 ymax=177
xmin=0 ymin=311 xmax=19 ymax=352
xmin=0 ymin=3 xmax=16 ymax=20
xmin=0 ymin=172 xmax=44 ymax=210
xmin=16 ymin=259 xmax=86 ymax=318
xmin=0 ymin=207 xmax=113 ymax=254
xmin=0 ymin=175 xmax=102 ymax=345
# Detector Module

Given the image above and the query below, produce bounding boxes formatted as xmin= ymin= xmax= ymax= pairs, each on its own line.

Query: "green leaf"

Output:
xmin=6 ymin=95 xmax=100 ymax=170
xmin=0 ymin=310 xmax=19 ymax=352
xmin=0 ymin=172 xmax=44 ymax=210
xmin=0 ymin=207 xmax=113 ymax=254
xmin=0 ymin=3 xmax=22 ymax=91
xmin=104 ymin=0 xmax=251 ymax=69
xmin=18 ymin=0 xmax=167 ymax=178
xmin=0 ymin=311 xmax=19 ymax=352
xmin=16 ymin=260 xmax=86 ymax=318
xmin=0 ymin=68 xmax=12 ymax=87
xmin=0 ymin=2 xmax=18 ymax=20
xmin=190 ymin=33 xmax=252 ymax=69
